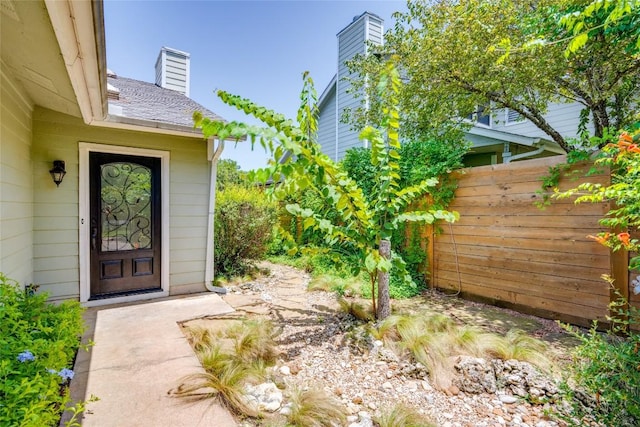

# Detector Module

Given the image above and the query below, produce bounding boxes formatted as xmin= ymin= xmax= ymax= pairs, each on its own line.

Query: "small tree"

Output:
xmin=195 ymin=61 xmax=458 ymax=319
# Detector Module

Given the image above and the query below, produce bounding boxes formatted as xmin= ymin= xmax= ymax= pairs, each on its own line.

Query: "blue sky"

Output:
xmin=104 ymin=0 xmax=407 ymax=170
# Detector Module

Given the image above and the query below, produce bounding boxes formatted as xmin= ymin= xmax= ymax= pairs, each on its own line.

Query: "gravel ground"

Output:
xmin=218 ymin=262 xmax=576 ymax=427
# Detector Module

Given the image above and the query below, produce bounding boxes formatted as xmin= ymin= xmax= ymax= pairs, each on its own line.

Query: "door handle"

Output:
xmin=91 ymin=224 xmax=98 ymax=251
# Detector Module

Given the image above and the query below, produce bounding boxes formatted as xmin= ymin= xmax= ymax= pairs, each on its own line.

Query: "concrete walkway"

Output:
xmin=63 ymin=293 xmax=238 ymax=426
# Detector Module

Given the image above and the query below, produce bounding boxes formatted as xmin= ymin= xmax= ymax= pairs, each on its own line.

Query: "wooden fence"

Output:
xmin=428 ymin=155 xmax=633 ymax=327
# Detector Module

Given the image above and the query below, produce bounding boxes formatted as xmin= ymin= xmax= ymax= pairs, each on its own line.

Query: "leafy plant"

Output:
xmin=551 ymin=127 xmax=640 ymax=426
xmin=285 ymin=387 xmax=347 ymax=427
xmin=214 ymin=184 xmax=278 ymax=278
xmin=195 ymin=61 xmax=458 ymax=320
xmin=216 ymin=158 xmax=246 ymax=190
xmin=553 ymin=289 xmax=640 ymax=426
xmin=0 ymin=274 xmax=87 ymax=426
xmin=341 ymin=137 xmax=465 ymax=291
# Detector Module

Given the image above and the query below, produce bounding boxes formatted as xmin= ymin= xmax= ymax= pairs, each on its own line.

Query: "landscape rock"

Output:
xmin=242 ymin=382 xmax=283 ymax=412
xmin=219 ymin=262 xmax=572 ymax=427
xmin=454 ymin=356 xmax=497 ymax=393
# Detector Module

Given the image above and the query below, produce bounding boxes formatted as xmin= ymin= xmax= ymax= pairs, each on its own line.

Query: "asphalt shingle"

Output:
xmin=107 ymin=76 xmax=223 ymax=128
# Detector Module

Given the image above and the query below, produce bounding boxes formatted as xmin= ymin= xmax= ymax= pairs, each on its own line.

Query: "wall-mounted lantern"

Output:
xmin=49 ymin=160 xmax=66 ymax=187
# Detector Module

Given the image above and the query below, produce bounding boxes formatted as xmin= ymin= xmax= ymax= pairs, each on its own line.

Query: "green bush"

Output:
xmin=342 ymin=138 xmax=465 ymax=289
xmin=0 ymin=275 xmax=85 ymax=426
xmin=215 ymin=185 xmax=277 ymax=278
xmin=556 ymin=295 xmax=640 ymax=427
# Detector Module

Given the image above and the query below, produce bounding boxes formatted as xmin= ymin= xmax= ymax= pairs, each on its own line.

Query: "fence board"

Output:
xmin=430 ymin=155 xmax=613 ymax=326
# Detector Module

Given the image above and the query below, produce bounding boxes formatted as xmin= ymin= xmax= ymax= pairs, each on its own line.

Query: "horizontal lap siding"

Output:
xmin=433 ymin=156 xmax=611 ymax=326
xmin=1 ymin=68 xmax=34 ymax=286
xmin=32 ymin=107 xmax=209 ymax=300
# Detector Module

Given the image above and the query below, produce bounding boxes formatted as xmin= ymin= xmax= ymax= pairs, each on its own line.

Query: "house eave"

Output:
xmin=466 ymin=126 xmax=565 ymax=154
xmin=45 ymin=0 xmax=107 ymax=124
xmin=95 ymin=115 xmax=245 ymax=142
xmin=95 ymin=115 xmax=208 ymax=139
xmin=317 ymin=74 xmax=337 ymax=109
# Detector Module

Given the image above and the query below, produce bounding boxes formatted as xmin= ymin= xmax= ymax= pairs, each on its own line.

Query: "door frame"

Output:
xmin=79 ymin=143 xmax=170 ymax=306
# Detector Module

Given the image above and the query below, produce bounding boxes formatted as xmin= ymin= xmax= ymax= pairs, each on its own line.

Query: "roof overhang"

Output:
xmin=45 ymin=0 xmax=107 ymax=124
xmin=466 ymin=126 xmax=566 ymax=154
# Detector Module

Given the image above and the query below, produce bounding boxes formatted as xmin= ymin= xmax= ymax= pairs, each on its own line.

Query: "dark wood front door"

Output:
xmin=89 ymin=152 xmax=161 ymax=299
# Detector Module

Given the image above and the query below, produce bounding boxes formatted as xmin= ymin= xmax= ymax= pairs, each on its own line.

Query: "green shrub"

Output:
xmin=341 ymin=138 xmax=464 ymax=289
xmin=555 ymin=295 xmax=640 ymax=427
xmin=215 ymin=185 xmax=278 ymax=278
xmin=0 ymin=274 xmax=85 ymax=426
xmin=216 ymin=159 xmax=246 ymax=191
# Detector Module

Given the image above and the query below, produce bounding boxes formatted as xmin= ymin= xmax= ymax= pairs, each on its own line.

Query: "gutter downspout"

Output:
xmin=504 ymin=143 xmax=546 ymax=163
xmin=205 ymin=137 xmax=225 ymax=292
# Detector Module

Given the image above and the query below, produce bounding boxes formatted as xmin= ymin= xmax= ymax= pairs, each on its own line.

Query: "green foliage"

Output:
xmin=216 ymin=159 xmax=246 ymax=190
xmin=342 ymin=137 xmax=465 ymax=292
xmin=558 ymin=0 xmax=640 ymax=56
xmin=196 ymin=61 xmax=458 ymax=319
xmin=347 ymin=0 xmax=640 ymax=152
xmin=554 ymin=128 xmax=640 ymax=266
xmin=551 ymin=126 xmax=640 ymax=426
xmin=554 ymin=294 xmax=640 ymax=426
xmin=0 ymin=275 xmax=86 ymax=426
xmin=214 ymin=185 xmax=278 ymax=278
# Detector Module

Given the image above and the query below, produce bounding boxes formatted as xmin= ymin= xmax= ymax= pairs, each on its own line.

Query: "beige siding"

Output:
xmin=32 ymin=107 xmax=210 ymax=300
xmin=0 ymin=67 xmax=34 ymax=286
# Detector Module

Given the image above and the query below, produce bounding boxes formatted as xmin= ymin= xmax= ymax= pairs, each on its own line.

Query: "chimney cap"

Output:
xmin=159 ymin=46 xmax=191 ymax=58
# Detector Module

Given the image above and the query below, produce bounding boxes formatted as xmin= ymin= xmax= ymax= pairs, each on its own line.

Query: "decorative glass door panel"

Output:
xmin=89 ymin=152 xmax=161 ymax=298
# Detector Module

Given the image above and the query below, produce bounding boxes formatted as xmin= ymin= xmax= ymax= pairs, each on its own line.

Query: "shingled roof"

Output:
xmin=107 ymin=75 xmax=224 ymax=130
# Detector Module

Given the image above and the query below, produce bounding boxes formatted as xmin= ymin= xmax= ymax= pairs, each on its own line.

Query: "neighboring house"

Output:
xmin=317 ymin=12 xmax=572 ymax=165
xmin=1 ymin=0 xmax=230 ymax=306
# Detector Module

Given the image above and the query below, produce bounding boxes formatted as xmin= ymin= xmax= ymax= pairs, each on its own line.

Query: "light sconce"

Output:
xmin=49 ymin=160 xmax=66 ymax=187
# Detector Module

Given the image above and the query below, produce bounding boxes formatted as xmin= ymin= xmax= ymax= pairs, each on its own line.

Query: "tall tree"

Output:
xmin=348 ymin=0 xmax=640 ymax=152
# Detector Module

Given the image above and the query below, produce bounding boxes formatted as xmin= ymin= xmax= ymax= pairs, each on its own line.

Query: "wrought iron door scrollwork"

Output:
xmin=100 ymin=162 xmax=152 ymax=251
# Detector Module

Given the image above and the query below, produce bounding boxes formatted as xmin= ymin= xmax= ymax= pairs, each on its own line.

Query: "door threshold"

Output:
xmin=83 ymin=289 xmax=169 ymax=308
xmin=89 ymin=287 xmax=163 ymax=301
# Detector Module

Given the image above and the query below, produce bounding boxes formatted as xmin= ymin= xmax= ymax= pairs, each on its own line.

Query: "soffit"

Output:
xmin=0 ymin=0 xmax=81 ymax=117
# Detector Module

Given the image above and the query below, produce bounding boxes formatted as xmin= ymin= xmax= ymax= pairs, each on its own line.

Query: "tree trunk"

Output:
xmin=377 ymin=239 xmax=391 ymax=320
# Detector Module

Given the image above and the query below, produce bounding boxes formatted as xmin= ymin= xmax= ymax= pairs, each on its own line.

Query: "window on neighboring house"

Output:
xmin=467 ymin=104 xmax=492 ymax=127
xmin=505 ymin=108 xmax=525 ymax=124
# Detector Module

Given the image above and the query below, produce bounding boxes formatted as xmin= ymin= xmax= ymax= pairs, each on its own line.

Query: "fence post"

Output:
xmin=609 ymin=200 xmax=630 ymax=327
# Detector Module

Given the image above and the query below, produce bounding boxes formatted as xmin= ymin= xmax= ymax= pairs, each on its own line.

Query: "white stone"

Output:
xmin=382 ymin=381 xmax=393 ymax=390
xmin=279 ymin=403 xmax=292 ymax=416
xmin=421 ymin=380 xmax=433 ymax=391
xmin=279 ymin=365 xmax=291 ymax=376
xmin=243 ymin=382 xmax=283 ymax=412
xmin=374 ymin=340 xmax=383 ymax=347
xmin=499 ymin=395 xmax=518 ymax=404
